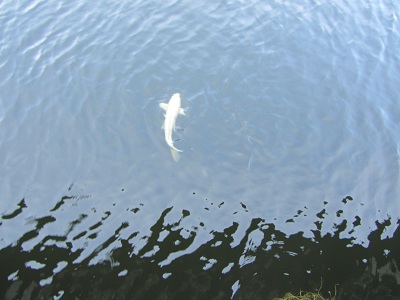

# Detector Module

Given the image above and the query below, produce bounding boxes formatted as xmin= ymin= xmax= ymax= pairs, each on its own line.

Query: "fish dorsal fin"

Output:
xmin=159 ymin=103 xmax=168 ymax=111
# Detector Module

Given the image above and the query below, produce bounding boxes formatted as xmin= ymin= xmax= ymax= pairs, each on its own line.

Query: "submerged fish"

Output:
xmin=159 ymin=93 xmax=186 ymax=161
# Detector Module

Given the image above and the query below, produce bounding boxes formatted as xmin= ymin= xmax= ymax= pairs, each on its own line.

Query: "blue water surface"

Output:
xmin=0 ymin=0 xmax=399 ymax=297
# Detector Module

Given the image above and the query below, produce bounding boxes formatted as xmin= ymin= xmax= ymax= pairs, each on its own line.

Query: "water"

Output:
xmin=1 ymin=0 xmax=399 ymax=299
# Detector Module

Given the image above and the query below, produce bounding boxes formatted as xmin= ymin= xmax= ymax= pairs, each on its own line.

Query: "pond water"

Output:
xmin=1 ymin=0 xmax=399 ymax=299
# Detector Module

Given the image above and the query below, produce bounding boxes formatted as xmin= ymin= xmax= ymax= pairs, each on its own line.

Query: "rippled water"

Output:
xmin=1 ymin=0 xmax=399 ymax=299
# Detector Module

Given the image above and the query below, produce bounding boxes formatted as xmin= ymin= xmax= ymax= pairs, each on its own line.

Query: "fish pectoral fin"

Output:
xmin=159 ymin=103 xmax=168 ymax=111
xmin=179 ymin=108 xmax=186 ymax=116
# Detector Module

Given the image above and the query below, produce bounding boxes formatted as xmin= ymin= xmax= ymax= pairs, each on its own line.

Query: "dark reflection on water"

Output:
xmin=1 ymin=196 xmax=399 ymax=300
xmin=1 ymin=0 xmax=399 ymax=299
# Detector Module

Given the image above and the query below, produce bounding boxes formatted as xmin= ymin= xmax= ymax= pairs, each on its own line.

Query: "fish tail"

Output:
xmin=167 ymin=140 xmax=183 ymax=153
xmin=170 ymin=148 xmax=180 ymax=162
xmin=172 ymin=145 xmax=183 ymax=153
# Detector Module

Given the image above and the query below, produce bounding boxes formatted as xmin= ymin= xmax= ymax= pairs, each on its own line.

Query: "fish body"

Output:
xmin=160 ymin=93 xmax=186 ymax=161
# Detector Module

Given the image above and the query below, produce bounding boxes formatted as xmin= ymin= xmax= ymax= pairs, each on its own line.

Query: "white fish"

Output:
xmin=160 ymin=93 xmax=186 ymax=161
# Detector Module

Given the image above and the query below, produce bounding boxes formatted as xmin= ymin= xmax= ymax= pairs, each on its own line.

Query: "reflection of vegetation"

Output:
xmin=1 ymin=196 xmax=399 ymax=299
xmin=274 ymin=291 xmax=330 ymax=300
xmin=274 ymin=282 xmax=336 ymax=300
